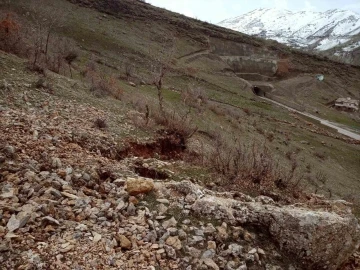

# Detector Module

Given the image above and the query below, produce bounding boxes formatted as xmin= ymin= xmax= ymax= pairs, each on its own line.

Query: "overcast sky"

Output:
xmin=146 ymin=0 xmax=360 ymax=23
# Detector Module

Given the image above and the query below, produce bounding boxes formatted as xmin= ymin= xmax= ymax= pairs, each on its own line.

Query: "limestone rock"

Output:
xmin=162 ymin=217 xmax=177 ymax=229
xmin=203 ymin=258 xmax=220 ymax=270
xmin=93 ymin=232 xmax=102 ymax=243
xmin=165 ymin=236 xmax=182 ymax=250
xmin=117 ymin=234 xmax=132 ymax=250
xmin=166 ymin=181 xmax=360 ymax=270
xmin=165 ymin=245 xmax=177 ymax=259
xmin=126 ymin=177 xmax=154 ymax=195
xmin=7 ymin=215 xmax=20 ymax=232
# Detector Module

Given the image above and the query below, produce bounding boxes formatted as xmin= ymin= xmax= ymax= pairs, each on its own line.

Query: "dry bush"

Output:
xmin=242 ymin=108 xmax=251 ymax=116
xmin=207 ymin=133 xmax=277 ymax=183
xmin=203 ymin=131 xmax=301 ymax=194
xmin=124 ymin=61 xmax=135 ymax=80
xmin=266 ymin=131 xmax=275 ymax=142
xmin=208 ymin=103 xmax=226 ymax=116
xmin=183 ymin=66 xmax=199 ymax=79
xmin=0 ymin=10 xmax=79 ymax=77
xmin=0 ymin=12 xmax=29 ymax=57
xmin=84 ymin=62 xmax=123 ymax=99
xmin=126 ymin=98 xmax=151 ymax=128
xmin=28 ymin=34 xmax=78 ymax=76
xmin=256 ymin=127 xmax=264 ymax=135
xmin=314 ymin=151 xmax=326 ymax=160
xmin=181 ymin=85 xmax=208 ymax=112
xmin=94 ymin=118 xmax=107 ymax=129
xmin=32 ymin=77 xmax=53 ymax=92
xmin=315 ymin=171 xmax=327 ymax=185
xmin=127 ymin=94 xmax=198 ymax=141
xmin=152 ymin=108 xmax=198 ymax=139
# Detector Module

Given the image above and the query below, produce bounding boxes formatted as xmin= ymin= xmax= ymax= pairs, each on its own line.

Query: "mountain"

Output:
xmin=219 ymin=8 xmax=360 ymax=64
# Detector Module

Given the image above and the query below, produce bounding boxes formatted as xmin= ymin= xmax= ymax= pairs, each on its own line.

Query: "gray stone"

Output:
xmin=167 ymin=227 xmax=178 ymax=236
xmin=158 ymin=204 xmax=168 ymax=215
xmin=17 ymin=212 xmax=31 ymax=229
xmin=115 ymin=200 xmax=126 ymax=211
xmin=192 ymin=235 xmax=204 ymax=242
xmin=92 ymin=232 xmax=102 ymax=243
xmin=201 ymin=249 xmax=215 ymax=259
xmin=202 ymin=258 xmax=219 ymax=270
xmin=204 ymin=223 xmax=216 ymax=234
xmin=182 ymin=219 xmax=191 ymax=225
xmin=82 ymin=172 xmax=91 ymax=181
xmin=51 ymin=157 xmax=62 ymax=169
xmin=156 ymin=199 xmax=170 ymax=204
xmin=4 ymin=145 xmax=15 ymax=157
xmin=178 ymin=229 xmax=187 ymax=240
xmin=194 ymin=229 xmax=204 ymax=236
xmin=228 ymin=244 xmax=243 ymax=256
xmin=162 ymin=217 xmax=177 ymax=229
xmin=127 ymin=203 xmax=136 ymax=216
xmin=42 ymin=216 xmax=60 ymax=225
xmin=188 ymin=247 xmax=201 ymax=258
xmin=7 ymin=215 xmax=20 ymax=232
xmin=165 ymin=244 xmax=177 ymax=259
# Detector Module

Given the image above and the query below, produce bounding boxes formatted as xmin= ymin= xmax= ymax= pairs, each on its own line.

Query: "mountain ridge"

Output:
xmin=218 ymin=8 xmax=360 ymax=64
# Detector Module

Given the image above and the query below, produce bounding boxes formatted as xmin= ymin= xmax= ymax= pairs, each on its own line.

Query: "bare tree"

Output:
xmin=26 ymin=1 xmax=69 ymax=69
xmin=150 ymin=37 xmax=177 ymax=116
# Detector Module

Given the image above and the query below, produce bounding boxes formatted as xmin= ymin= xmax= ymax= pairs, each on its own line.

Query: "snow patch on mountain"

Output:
xmin=218 ymin=8 xmax=360 ymax=52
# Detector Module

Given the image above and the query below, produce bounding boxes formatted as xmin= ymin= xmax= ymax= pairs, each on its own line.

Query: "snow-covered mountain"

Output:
xmin=218 ymin=8 xmax=360 ymax=57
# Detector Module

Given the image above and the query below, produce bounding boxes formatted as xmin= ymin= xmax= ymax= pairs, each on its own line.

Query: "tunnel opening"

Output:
xmin=253 ymin=86 xmax=266 ymax=97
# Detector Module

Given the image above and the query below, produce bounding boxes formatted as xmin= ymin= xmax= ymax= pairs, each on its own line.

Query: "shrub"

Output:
xmin=314 ymin=151 xmax=326 ymax=160
xmin=242 ymin=108 xmax=251 ymax=115
xmin=94 ymin=118 xmax=107 ymax=129
xmin=85 ymin=62 xmax=123 ymax=99
xmin=0 ymin=12 xmax=27 ymax=56
xmin=181 ymin=85 xmax=208 ymax=112
xmin=202 ymin=131 xmax=301 ymax=195
xmin=153 ymin=109 xmax=198 ymax=139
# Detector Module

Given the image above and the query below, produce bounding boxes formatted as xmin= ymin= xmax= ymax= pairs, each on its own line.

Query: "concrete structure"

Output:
xmin=334 ymin=97 xmax=359 ymax=112
xmin=251 ymin=83 xmax=274 ymax=97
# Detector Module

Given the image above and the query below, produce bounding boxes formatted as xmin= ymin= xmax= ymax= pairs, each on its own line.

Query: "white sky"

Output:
xmin=146 ymin=0 xmax=360 ymax=23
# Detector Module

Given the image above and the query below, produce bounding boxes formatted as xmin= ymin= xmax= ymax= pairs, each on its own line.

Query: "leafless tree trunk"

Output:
xmin=151 ymin=37 xmax=177 ymax=117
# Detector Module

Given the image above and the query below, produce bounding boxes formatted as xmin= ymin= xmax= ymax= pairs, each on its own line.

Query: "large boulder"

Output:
xmin=126 ymin=177 xmax=154 ymax=196
xmin=161 ymin=181 xmax=360 ymax=270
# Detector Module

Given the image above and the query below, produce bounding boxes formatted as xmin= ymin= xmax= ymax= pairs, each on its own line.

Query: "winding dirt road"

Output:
xmin=260 ymin=97 xmax=360 ymax=141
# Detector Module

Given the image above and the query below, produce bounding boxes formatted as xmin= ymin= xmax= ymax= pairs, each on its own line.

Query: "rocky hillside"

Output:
xmin=1 ymin=0 xmax=360 ymax=269
xmin=219 ymin=9 xmax=360 ymax=64
xmin=0 ymin=65 xmax=359 ymax=268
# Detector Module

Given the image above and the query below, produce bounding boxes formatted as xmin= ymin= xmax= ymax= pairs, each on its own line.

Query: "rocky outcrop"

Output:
xmin=160 ymin=181 xmax=360 ymax=270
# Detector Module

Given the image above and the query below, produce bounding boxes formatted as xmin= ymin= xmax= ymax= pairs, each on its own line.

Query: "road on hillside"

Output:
xmin=260 ymin=97 xmax=360 ymax=141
